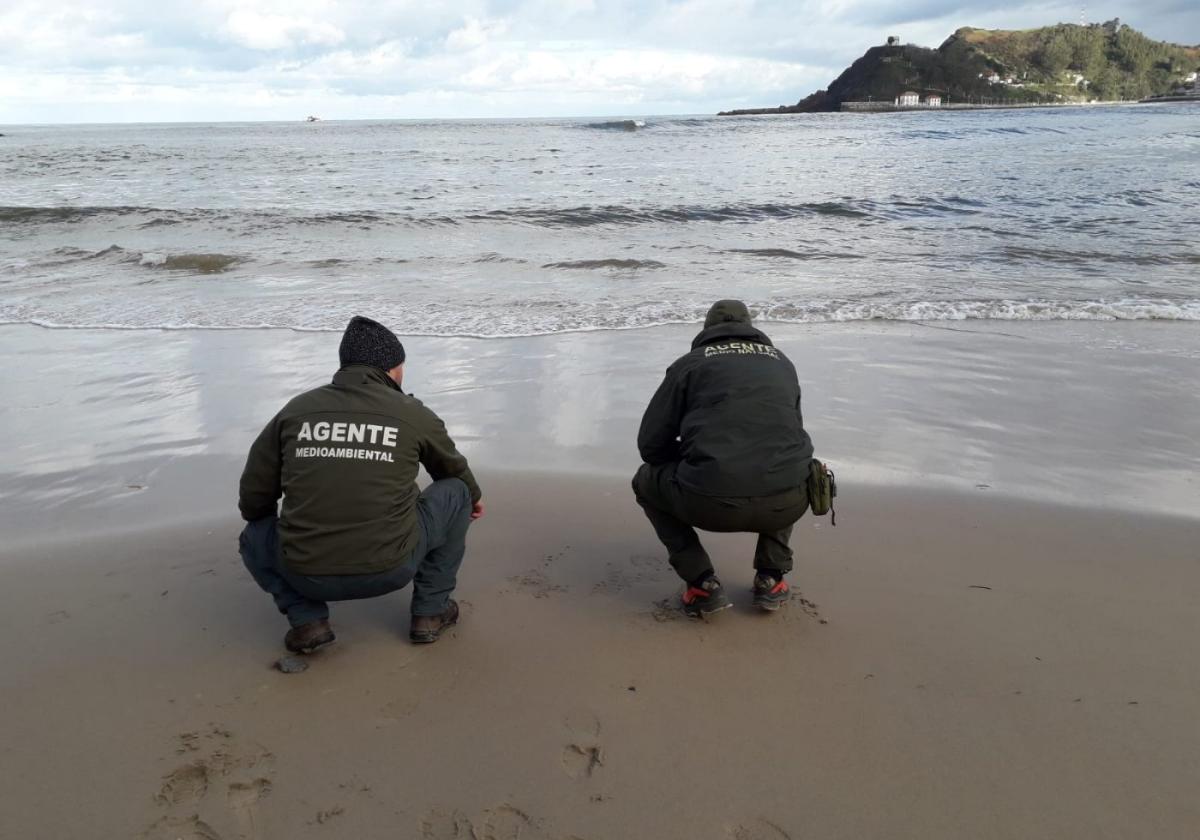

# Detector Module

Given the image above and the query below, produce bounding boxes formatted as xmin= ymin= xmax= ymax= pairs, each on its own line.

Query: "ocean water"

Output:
xmin=1 ymin=105 xmax=1198 ymax=337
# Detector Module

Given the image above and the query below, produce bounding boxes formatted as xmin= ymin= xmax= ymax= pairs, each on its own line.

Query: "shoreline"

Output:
xmin=6 ymin=303 xmax=1200 ymax=337
xmin=2 ymin=319 xmax=1198 ymax=550
xmin=718 ymin=100 xmax=1139 ymax=116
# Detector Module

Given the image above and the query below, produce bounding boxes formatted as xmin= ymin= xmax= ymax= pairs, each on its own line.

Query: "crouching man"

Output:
xmin=633 ymin=300 xmax=814 ymax=617
xmin=238 ymin=315 xmax=483 ymax=653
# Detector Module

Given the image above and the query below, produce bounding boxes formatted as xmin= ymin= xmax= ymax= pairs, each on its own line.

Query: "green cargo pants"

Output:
xmin=632 ymin=462 xmax=808 ymax=584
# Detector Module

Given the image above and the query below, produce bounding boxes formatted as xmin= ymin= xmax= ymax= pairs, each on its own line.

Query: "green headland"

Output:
xmin=720 ymin=19 xmax=1200 ymax=114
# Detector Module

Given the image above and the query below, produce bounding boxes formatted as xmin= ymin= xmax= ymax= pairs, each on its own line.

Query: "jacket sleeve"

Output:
xmin=790 ymin=360 xmax=816 ymax=460
xmin=418 ymin=406 xmax=482 ymax=503
xmin=238 ymin=413 xmax=284 ymax=521
xmin=637 ymin=363 xmax=687 ymax=465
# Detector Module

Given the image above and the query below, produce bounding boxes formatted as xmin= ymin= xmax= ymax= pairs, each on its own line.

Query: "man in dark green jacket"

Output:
xmin=239 ymin=315 xmax=483 ymax=653
xmin=633 ymin=300 xmax=814 ymax=617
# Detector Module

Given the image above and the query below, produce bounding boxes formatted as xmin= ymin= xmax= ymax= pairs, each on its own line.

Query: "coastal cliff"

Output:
xmin=720 ymin=20 xmax=1200 ymax=114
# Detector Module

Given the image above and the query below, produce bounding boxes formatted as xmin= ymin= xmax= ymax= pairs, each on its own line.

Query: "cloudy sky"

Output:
xmin=1 ymin=1 xmax=1197 ymax=123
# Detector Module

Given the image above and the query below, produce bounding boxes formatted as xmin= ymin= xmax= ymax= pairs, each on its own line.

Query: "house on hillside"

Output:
xmin=980 ymin=71 xmax=1001 ymax=84
xmin=896 ymin=91 xmax=920 ymax=106
xmin=924 ymin=94 xmax=942 ymax=107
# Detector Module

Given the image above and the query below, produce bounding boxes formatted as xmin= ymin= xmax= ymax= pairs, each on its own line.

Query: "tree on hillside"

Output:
xmin=1036 ymin=34 xmax=1073 ymax=75
xmin=1114 ymin=26 xmax=1156 ymax=75
xmin=1067 ymin=27 xmax=1107 ymax=77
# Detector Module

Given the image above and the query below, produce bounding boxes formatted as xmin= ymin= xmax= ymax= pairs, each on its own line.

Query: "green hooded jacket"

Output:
xmin=238 ymin=365 xmax=481 ymax=575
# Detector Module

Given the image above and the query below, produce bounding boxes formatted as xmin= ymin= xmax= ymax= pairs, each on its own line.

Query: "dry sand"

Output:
xmin=2 ymin=472 xmax=1198 ymax=840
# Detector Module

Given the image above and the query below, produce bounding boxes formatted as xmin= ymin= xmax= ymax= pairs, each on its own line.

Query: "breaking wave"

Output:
xmin=996 ymin=245 xmax=1200 ymax=266
xmin=0 ymin=200 xmax=876 ymax=229
xmin=757 ymin=298 xmax=1200 ymax=323
xmin=473 ymin=253 xmax=528 ymax=264
xmin=11 ymin=245 xmax=244 ymax=274
xmin=4 ymin=297 xmax=1197 ymax=339
xmin=13 ymin=195 xmax=1194 ymax=234
xmin=583 ymin=120 xmax=646 ymax=131
xmin=0 ymin=205 xmax=155 ymax=224
xmin=727 ymin=248 xmax=864 ymax=260
xmin=541 ymin=259 xmax=666 ymax=270
xmin=137 ymin=252 xmax=242 ymax=272
xmin=469 ymin=201 xmax=875 ymax=227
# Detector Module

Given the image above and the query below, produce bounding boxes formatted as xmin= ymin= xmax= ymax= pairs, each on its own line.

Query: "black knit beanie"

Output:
xmin=704 ymin=299 xmax=752 ymax=328
xmin=338 ymin=316 xmax=406 ymax=371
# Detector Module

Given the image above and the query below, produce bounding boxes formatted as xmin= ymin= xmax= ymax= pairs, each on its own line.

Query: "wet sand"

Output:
xmin=2 ymin=320 xmax=1199 ymax=545
xmin=2 ymin=473 xmax=1199 ymax=839
xmin=1 ymin=321 xmax=1199 ymax=838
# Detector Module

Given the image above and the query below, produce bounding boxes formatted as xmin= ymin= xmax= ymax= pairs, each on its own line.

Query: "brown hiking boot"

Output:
xmin=284 ymin=619 xmax=336 ymax=653
xmin=410 ymin=599 xmax=459 ymax=644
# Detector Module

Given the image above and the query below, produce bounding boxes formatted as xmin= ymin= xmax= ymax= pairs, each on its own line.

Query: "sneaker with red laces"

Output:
xmin=681 ymin=577 xmax=732 ymax=618
xmin=752 ymin=573 xmax=790 ymax=611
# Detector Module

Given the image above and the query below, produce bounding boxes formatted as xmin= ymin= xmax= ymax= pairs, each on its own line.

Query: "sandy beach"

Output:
xmin=2 ymin=321 xmax=1199 ymax=839
xmin=3 ymin=476 xmax=1199 ymax=839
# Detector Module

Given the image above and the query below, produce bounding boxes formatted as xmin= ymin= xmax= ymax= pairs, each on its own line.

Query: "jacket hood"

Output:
xmin=691 ymin=321 xmax=774 ymax=351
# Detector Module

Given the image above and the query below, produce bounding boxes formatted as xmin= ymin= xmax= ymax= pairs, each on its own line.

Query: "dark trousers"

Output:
xmin=632 ymin=462 xmax=808 ymax=584
xmin=239 ymin=478 xmax=473 ymax=627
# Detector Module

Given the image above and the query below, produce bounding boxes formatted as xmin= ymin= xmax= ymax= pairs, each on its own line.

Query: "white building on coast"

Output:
xmin=896 ymin=91 xmax=920 ymax=106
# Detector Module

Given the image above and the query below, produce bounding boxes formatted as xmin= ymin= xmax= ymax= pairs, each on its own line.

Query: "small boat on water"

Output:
xmin=306 ymin=115 xmax=321 ymax=122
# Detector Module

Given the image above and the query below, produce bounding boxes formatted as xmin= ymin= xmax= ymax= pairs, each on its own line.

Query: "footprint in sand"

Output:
xmin=226 ymin=776 xmax=273 ymax=838
xmin=421 ymin=804 xmax=553 ymax=840
xmin=478 ymin=804 xmax=542 ymax=840
xmin=156 ymin=762 xmax=210 ymax=806
xmin=592 ymin=554 xmax=667 ymax=594
xmin=147 ymin=815 xmax=223 ymax=840
xmin=778 ymin=591 xmax=825 ymax=624
xmin=143 ymin=726 xmax=275 ymax=840
xmin=561 ymin=711 xmax=604 ymax=780
xmin=649 ymin=595 xmax=688 ymax=623
xmin=507 ymin=569 xmax=569 ymax=599
xmin=728 ymin=818 xmax=792 ymax=840
xmin=379 ymin=663 xmax=461 ymax=721
xmin=420 ymin=808 xmax=473 ymax=839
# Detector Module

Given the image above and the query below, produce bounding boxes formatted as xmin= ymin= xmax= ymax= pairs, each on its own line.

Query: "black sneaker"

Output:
xmin=681 ymin=577 xmax=732 ymax=618
xmin=752 ymin=573 xmax=790 ymax=611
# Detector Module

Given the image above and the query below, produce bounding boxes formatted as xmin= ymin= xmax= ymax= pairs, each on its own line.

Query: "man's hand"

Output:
xmin=470 ymin=499 xmax=485 ymax=521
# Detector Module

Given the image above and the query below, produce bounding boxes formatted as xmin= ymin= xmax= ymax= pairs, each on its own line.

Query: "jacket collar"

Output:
xmin=332 ymin=364 xmax=401 ymax=391
xmin=691 ymin=321 xmax=774 ymax=350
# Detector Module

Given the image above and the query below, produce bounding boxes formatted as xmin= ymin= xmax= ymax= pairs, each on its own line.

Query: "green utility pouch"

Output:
xmin=806 ymin=459 xmax=837 ymax=525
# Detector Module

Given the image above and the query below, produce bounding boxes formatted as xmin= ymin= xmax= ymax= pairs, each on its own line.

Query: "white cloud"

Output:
xmin=0 ymin=0 xmax=1196 ymax=122
xmin=224 ymin=8 xmax=345 ymax=51
xmin=446 ymin=17 xmax=508 ymax=52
